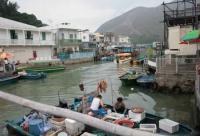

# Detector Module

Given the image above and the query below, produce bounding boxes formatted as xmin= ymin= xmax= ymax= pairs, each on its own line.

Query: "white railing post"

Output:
xmin=176 ymin=57 xmax=178 ymax=74
xmin=156 ymin=57 xmax=158 ymax=73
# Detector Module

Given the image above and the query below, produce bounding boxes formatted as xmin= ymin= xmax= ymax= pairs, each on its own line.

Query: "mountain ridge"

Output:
xmin=96 ymin=5 xmax=164 ymax=44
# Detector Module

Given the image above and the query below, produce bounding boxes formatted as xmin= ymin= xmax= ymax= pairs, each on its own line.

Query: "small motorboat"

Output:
xmin=136 ymin=74 xmax=155 ymax=87
xmin=119 ymin=70 xmax=144 ymax=86
xmin=0 ymin=74 xmax=20 ymax=86
xmin=20 ymin=72 xmax=47 ymax=80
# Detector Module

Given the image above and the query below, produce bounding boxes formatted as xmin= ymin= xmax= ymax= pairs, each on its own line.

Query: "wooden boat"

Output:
xmin=5 ymin=95 xmax=194 ymax=136
xmin=20 ymin=72 xmax=47 ymax=80
xmin=136 ymin=74 xmax=155 ymax=87
xmin=23 ymin=66 xmax=65 ymax=73
xmin=119 ymin=70 xmax=144 ymax=86
xmin=0 ymin=75 xmax=20 ymax=85
xmin=114 ymin=53 xmax=132 ymax=64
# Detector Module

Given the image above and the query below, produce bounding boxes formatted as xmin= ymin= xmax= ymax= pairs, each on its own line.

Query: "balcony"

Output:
xmin=59 ymin=39 xmax=82 ymax=46
xmin=0 ymin=39 xmax=55 ymax=46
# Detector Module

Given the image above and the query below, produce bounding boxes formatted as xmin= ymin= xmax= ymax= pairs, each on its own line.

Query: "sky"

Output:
xmin=12 ymin=0 xmax=173 ymax=32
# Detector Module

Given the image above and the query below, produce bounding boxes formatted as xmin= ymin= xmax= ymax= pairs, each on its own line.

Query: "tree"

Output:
xmin=0 ymin=0 xmax=45 ymax=27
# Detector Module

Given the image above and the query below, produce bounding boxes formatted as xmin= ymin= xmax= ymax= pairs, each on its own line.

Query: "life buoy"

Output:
xmin=113 ymin=119 xmax=134 ymax=128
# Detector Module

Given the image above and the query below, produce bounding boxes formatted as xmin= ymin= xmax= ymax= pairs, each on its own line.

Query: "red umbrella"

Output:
xmin=0 ymin=52 xmax=14 ymax=59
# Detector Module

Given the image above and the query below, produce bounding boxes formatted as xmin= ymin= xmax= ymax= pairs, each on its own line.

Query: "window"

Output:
xmin=41 ymin=32 xmax=46 ymax=40
xmin=74 ymin=34 xmax=77 ymax=39
xmin=69 ymin=34 xmax=73 ymax=39
xmin=10 ymin=30 xmax=18 ymax=39
xmin=25 ymin=31 xmax=33 ymax=40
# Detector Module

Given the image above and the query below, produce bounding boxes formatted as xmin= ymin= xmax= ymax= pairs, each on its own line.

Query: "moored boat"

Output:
xmin=0 ymin=74 xmax=20 ymax=86
xmin=114 ymin=53 xmax=132 ymax=64
xmin=136 ymin=74 xmax=155 ymax=87
xmin=119 ymin=70 xmax=144 ymax=86
xmin=23 ymin=66 xmax=66 ymax=73
xmin=20 ymin=72 xmax=47 ymax=80
xmin=4 ymin=92 xmax=194 ymax=136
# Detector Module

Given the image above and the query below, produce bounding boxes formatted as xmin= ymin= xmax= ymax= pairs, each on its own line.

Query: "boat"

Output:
xmin=6 ymin=110 xmax=69 ymax=136
xmin=136 ymin=74 xmax=155 ymax=87
xmin=119 ymin=70 xmax=144 ymax=86
xmin=114 ymin=53 xmax=132 ymax=64
xmin=22 ymin=66 xmax=66 ymax=73
xmin=0 ymin=74 xmax=20 ymax=85
xmin=20 ymin=72 xmax=47 ymax=80
xmin=5 ymin=92 xmax=194 ymax=136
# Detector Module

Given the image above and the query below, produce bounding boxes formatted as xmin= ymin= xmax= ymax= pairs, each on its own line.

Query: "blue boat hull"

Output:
xmin=0 ymin=75 xmax=20 ymax=86
xmin=20 ymin=72 xmax=47 ymax=80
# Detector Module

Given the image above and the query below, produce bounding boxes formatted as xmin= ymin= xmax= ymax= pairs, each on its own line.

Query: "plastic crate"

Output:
xmin=159 ymin=119 xmax=179 ymax=133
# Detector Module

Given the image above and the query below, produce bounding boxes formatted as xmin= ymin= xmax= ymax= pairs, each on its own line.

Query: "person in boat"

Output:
xmin=4 ymin=58 xmax=9 ymax=72
xmin=113 ymin=97 xmax=126 ymax=114
xmin=88 ymin=95 xmax=104 ymax=116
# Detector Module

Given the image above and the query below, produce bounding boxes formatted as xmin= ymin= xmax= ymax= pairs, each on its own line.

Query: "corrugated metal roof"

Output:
xmin=0 ymin=17 xmax=37 ymax=30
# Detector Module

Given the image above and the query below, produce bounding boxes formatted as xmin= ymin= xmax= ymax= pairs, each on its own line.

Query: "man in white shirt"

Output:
xmin=88 ymin=95 xmax=104 ymax=116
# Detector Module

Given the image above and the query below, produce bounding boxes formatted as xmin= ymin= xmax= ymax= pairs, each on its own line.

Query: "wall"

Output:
xmin=81 ymin=31 xmax=90 ymax=42
xmin=168 ymin=26 xmax=180 ymax=50
xmin=168 ymin=26 xmax=198 ymax=56
xmin=4 ymin=46 xmax=52 ymax=63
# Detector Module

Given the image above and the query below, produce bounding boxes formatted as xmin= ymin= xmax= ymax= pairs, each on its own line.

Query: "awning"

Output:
xmin=181 ymin=30 xmax=199 ymax=41
xmin=180 ymin=38 xmax=200 ymax=45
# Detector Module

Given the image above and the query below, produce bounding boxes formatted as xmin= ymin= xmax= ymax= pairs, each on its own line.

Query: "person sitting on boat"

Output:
xmin=88 ymin=95 xmax=104 ymax=116
xmin=113 ymin=97 xmax=126 ymax=114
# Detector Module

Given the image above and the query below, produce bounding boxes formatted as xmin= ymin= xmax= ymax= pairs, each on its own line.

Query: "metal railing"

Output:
xmin=0 ymin=39 xmax=55 ymax=46
xmin=165 ymin=7 xmax=200 ymax=19
xmin=59 ymin=39 xmax=82 ymax=45
xmin=156 ymin=57 xmax=200 ymax=75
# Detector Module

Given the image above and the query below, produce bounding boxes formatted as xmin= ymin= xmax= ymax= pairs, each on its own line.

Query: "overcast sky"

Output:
xmin=12 ymin=0 xmax=173 ymax=31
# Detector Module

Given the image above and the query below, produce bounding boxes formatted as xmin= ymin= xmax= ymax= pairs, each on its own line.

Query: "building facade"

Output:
xmin=41 ymin=25 xmax=82 ymax=54
xmin=0 ymin=17 xmax=55 ymax=63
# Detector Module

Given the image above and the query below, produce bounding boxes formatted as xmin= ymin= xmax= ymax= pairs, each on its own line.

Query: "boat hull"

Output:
xmin=23 ymin=66 xmax=65 ymax=73
xmin=0 ymin=75 xmax=20 ymax=86
xmin=20 ymin=72 xmax=47 ymax=80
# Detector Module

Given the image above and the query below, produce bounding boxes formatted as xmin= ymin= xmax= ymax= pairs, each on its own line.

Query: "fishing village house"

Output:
xmin=40 ymin=24 xmax=82 ymax=55
xmin=0 ymin=17 xmax=55 ymax=63
xmin=80 ymin=29 xmax=97 ymax=51
xmin=155 ymin=0 xmax=200 ymax=93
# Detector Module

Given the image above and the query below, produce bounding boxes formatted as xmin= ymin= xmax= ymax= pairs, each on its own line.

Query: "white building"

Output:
xmin=0 ymin=17 xmax=55 ymax=63
xmin=118 ymin=35 xmax=130 ymax=44
xmin=165 ymin=25 xmax=199 ymax=56
xmin=41 ymin=24 xmax=82 ymax=53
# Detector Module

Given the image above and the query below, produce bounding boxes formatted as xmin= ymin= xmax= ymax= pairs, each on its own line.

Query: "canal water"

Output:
xmin=0 ymin=62 xmax=195 ymax=135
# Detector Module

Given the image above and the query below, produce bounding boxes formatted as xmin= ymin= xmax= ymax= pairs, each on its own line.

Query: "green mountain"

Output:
xmin=96 ymin=6 xmax=163 ymax=44
xmin=0 ymin=0 xmax=45 ymax=27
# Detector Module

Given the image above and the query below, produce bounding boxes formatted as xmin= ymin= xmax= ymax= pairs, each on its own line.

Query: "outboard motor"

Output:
xmin=59 ymin=99 xmax=68 ymax=108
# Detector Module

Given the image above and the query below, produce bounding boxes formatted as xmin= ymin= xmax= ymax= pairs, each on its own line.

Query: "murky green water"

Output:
xmin=0 ymin=62 xmax=195 ymax=135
